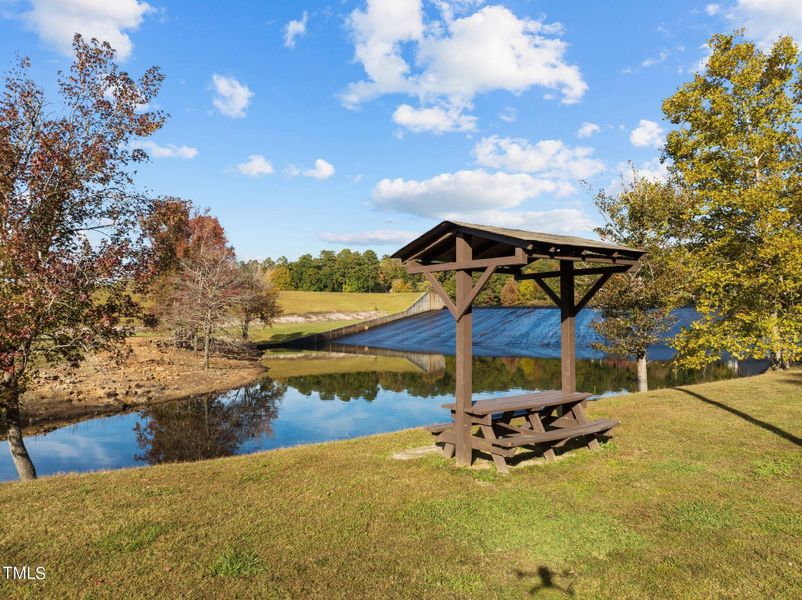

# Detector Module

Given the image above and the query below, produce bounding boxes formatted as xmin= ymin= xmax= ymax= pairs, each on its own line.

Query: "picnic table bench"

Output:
xmin=426 ymin=390 xmax=618 ymax=473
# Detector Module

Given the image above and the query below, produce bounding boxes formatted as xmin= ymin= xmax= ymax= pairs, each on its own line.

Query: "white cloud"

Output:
xmin=577 ymin=121 xmax=600 ymax=138
xmin=705 ymin=3 xmax=721 ymax=16
xmin=236 ymin=155 xmax=274 ymax=176
xmin=392 ymin=104 xmax=477 ymax=133
xmin=630 ymin=119 xmax=665 ymax=148
xmin=641 ymin=49 xmax=669 ymax=68
xmin=372 ymin=169 xmax=573 ymax=219
xmin=473 ymin=136 xmax=605 ymax=180
xmin=19 ymin=0 xmax=152 ymax=60
xmin=725 ymin=0 xmax=802 ymax=48
xmin=131 ymin=140 xmax=197 ymax=159
xmin=319 ymin=230 xmax=417 ymax=245
xmin=304 ymin=159 xmax=335 ymax=180
xmin=343 ymin=1 xmax=586 ymax=131
xmin=211 ymin=74 xmax=253 ymax=118
xmin=284 ymin=164 xmax=302 ymax=177
xmin=284 ymin=11 xmax=308 ymax=48
xmin=609 ymin=159 xmax=669 ymax=192
xmin=498 ymin=107 xmax=517 ymax=123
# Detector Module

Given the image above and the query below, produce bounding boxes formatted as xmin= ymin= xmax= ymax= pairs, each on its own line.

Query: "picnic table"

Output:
xmin=426 ymin=390 xmax=618 ymax=473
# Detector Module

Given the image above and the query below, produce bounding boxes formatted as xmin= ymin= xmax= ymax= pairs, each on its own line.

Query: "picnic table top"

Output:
xmin=441 ymin=390 xmax=592 ymax=416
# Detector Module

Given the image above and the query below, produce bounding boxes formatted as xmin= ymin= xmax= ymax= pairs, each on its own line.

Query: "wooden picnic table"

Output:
xmin=427 ymin=390 xmax=618 ymax=473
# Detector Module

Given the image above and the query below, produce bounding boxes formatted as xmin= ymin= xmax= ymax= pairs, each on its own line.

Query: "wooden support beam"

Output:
xmin=454 ymin=233 xmax=473 ymax=467
xmin=421 ymin=272 xmax=458 ymax=319
xmin=456 ymin=265 xmax=497 ymax=319
xmin=406 ymin=247 xmax=527 ymax=274
xmin=516 ymin=264 xmax=633 ymax=280
xmin=574 ymin=271 xmax=615 ymax=313
xmin=531 ymin=276 xmax=561 ymax=307
xmin=560 ymin=261 xmax=576 ymax=395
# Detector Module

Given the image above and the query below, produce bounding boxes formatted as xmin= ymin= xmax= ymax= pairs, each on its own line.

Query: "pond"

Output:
xmin=0 ymin=345 xmax=765 ymax=482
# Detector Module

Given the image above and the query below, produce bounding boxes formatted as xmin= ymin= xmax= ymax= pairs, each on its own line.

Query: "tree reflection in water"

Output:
xmin=284 ymin=356 xmax=738 ymax=402
xmin=134 ymin=379 xmax=286 ymax=465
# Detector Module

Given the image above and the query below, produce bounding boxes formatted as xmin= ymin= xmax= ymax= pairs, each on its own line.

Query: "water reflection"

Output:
xmin=134 ymin=380 xmax=285 ymax=465
xmin=0 ymin=347 xmax=763 ymax=481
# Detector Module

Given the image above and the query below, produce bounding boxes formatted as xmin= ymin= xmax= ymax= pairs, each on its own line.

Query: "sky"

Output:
xmin=1 ymin=0 xmax=801 ymax=261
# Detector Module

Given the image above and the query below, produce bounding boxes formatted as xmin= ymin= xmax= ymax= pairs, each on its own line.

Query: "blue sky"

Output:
xmin=1 ymin=0 xmax=799 ymax=260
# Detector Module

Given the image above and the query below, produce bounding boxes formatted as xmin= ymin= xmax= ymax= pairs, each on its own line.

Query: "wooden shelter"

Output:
xmin=392 ymin=221 xmax=646 ymax=472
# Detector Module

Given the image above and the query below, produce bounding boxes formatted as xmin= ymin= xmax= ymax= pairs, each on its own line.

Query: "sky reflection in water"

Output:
xmin=0 ymin=348 xmax=749 ymax=481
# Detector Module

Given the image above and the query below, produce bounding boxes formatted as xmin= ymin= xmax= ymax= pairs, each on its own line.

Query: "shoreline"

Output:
xmin=10 ymin=337 xmax=267 ymax=436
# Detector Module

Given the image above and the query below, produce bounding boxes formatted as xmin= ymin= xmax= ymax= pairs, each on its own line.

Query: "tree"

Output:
xmin=267 ymin=265 xmax=293 ymax=290
xmin=0 ymin=36 xmax=164 ymax=479
xmin=500 ymin=280 xmax=519 ymax=306
xmin=663 ymin=32 xmax=802 ymax=369
xmin=591 ymin=173 xmax=693 ymax=391
xmin=165 ymin=216 xmax=241 ymax=369
xmin=232 ymin=264 xmax=282 ymax=339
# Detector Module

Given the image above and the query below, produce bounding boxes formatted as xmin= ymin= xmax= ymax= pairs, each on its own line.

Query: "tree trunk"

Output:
xmin=636 ymin=352 xmax=648 ymax=393
xmin=241 ymin=319 xmax=250 ymax=340
xmin=4 ymin=401 xmax=37 ymax=481
xmin=203 ymin=318 xmax=211 ymax=371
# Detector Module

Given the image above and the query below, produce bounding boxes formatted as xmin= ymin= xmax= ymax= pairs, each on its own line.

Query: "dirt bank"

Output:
xmin=17 ymin=337 xmax=266 ymax=433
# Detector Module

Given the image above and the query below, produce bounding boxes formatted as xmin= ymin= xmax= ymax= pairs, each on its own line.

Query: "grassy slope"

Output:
xmin=1 ymin=371 xmax=800 ymax=599
xmin=246 ymin=320 xmax=360 ymax=345
xmin=245 ymin=291 xmax=423 ymax=344
xmin=277 ymin=291 xmax=422 ymax=316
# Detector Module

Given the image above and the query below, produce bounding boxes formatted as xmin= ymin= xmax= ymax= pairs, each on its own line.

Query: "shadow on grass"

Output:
xmin=514 ymin=566 xmax=575 ymax=597
xmin=677 ymin=387 xmax=802 ymax=447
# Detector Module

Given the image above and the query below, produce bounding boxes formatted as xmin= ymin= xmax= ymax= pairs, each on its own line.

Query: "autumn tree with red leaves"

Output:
xmin=0 ymin=36 xmax=164 ymax=480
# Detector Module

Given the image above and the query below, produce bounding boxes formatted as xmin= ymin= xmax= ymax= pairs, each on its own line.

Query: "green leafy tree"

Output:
xmin=591 ymin=173 xmax=694 ymax=391
xmin=663 ymin=32 xmax=802 ymax=369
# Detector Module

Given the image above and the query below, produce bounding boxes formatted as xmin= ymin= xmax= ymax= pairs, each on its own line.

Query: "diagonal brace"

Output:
xmin=456 ymin=266 xmax=496 ymax=319
xmin=423 ymin=272 xmax=458 ymax=319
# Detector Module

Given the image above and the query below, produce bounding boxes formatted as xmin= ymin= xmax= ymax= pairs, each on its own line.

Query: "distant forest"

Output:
xmin=245 ymin=249 xmax=565 ymax=306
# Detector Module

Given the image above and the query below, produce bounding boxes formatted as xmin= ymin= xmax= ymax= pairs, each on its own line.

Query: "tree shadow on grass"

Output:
xmin=677 ymin=388 xmax=802 ymax=447
xmin=514 ymin=566 xmax=575 ymax=597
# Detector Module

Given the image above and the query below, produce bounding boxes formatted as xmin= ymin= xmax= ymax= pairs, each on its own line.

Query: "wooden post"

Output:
xmin=455 ymin=234 xmax=473 ymax=466
xmin=560 ymin=261 xmax=576 ymax=394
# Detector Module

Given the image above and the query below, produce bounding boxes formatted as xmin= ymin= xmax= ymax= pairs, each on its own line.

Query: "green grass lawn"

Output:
xmin=1 ymin=371 xmax=800 ymax=598
xmin=277 ymin=291 xmax=422 ymax=316
xmin=246 ymin=320 xmax=360 ymax=345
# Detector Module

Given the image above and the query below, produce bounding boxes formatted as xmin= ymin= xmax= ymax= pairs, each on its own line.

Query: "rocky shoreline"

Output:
xmin=14 ymin=337 xmax=266 ymax=435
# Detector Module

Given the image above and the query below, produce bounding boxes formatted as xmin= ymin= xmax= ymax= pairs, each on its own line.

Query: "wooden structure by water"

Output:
xmin=392 ymin=221 xmax=646 ymax=472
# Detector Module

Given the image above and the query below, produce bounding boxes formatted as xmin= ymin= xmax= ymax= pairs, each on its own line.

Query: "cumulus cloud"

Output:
xmin=319 ymin=230 xmax=417 ymax=245
xmin=284 ymin=11 xmax=308 ymax=48
xmin=131 ymin=140 xmax=197 ymax=159
xmin=577 ymin=122 xmax=600 ymax=138
xmin=372 ymin=169 xmax=573 ymax=219
xmin=342 ymin=1 xmax=586 ymax=131
xmin=18 ymin=0 xmax=152 ymax=61
xmin=630 ymin=119 xmax=665 ymax=148
xmin=392 ymin=104 xmax=477 ymax=133
xmin=304 ymin=159 xmax=335 ymax=180
xmin=705 ymin=3 xmax=721 ymax=16
xmin=236 ymin=155 xmax=274 ymax=176
xmin=725 ymin=0 xmax=802 ymax=47
xmin=473 ymin=136 xmax=605 ymax=180
xmin=211 ymin=74 xmax=253 ymax=118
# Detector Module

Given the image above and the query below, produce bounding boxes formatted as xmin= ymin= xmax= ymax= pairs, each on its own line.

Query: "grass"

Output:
xmin=247 ymin=320 xmax=359 ymax=345
xmin=1 ymin=370 xmax=800 ymax=598
xmin=277 ymin=291 xmax=422 ymax=316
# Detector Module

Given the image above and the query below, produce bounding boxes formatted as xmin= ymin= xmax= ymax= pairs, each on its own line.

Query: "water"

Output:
xmin=0 ymin=348 xmax=756 ymax=481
